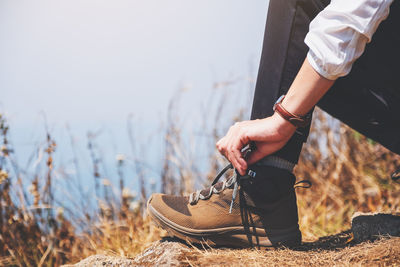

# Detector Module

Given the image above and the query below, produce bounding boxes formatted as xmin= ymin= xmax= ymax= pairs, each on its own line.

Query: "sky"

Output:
xmin=1 ymin=0 xmax=269 ymax=125
xmin=0 ymin=0 xmax=270 ymax=196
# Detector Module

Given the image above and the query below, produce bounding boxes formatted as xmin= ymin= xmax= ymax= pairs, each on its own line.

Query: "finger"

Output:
xmin=237 ymin=158 xmax=248 ymax=175
xmin=246 ymin=141 xmax=286 ymax=165
xmin=229 ymin=142 xmax=248 ymax=175
xmin=217 ymin=137 xmax=231 ymax=156
xmin=220 ymin=123 xmax=250 ymax=174
xmin=230 ymin=152 xmax=247 ymax=176
xmin=216 ymin=138 xmax=224 ymax=153
xmin=217 ymin=125 xmax=237 ymax=155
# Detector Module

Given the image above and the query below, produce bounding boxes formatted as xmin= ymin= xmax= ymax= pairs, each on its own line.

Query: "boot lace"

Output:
xmin=189 ymin=163 xmax=256 ymax=213
xmin=392 ymin=168 xmax=400 ymax=182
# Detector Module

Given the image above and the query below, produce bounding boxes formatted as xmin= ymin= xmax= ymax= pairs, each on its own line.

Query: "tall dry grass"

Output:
xmin=0 ymin=91 xmax=399 ymax=266
xmin=296 ymin=108 xmax=400 ymax=240
xmin=0 ymin=113 xmax=163 ymax=266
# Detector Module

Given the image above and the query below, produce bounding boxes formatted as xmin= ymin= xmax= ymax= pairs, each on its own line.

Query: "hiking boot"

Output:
xmin=147 ymin=164 xmax=302 ymax=248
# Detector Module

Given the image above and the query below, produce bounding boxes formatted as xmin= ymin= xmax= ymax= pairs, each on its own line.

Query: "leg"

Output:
xmin=251 ymin=0 xmax=330 ymax=163
xmin=317 ymin=0 xmax=400 ymax=154
xmin=147 ymin=0 xmax=331 ymax=248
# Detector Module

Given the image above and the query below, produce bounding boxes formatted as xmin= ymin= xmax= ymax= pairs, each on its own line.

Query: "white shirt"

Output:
xmin=304 ymin=0 xmax=394 ymax=80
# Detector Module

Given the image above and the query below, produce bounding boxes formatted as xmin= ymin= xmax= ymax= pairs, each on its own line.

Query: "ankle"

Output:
xmin=243 ymin=164 xmax=296 ymax=203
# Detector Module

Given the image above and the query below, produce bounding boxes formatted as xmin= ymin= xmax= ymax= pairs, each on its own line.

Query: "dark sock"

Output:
xmin=242 ymin=165 xmax=295 ymax=203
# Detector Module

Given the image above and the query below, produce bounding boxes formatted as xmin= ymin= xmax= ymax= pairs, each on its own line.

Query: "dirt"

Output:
xmin=65 ymin=213 xmax=400 ymax=267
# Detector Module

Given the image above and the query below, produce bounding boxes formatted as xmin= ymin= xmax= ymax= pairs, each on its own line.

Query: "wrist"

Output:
xmin=273 ymin=95 xmax=312 ymax=128
xmin=281 ymin=94 xmax=307 ymax=116
xmin=271 ymin=112 xmax=297 ymax=137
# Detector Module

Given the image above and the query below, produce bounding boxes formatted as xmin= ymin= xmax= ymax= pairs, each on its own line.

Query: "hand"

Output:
xmin=216 ymin=113 xmax=297 ymax=175
xmin=216 ymin=58 xmax=334 ymax=175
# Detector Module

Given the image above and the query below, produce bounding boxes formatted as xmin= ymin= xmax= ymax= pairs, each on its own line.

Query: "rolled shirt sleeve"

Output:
xmin=304 ymin=0 xmax=393 ymax=80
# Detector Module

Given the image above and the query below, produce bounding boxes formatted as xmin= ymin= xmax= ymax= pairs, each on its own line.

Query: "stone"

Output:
xmin=64 ymin=238 xmax=198 ymax=267
xmin=132 ymin=239 xmax=197 ymax=266
xmin=351 ymin=212 xmax=400 ymax=242
xmin=62 ymin=254 xmax=136 ymax=267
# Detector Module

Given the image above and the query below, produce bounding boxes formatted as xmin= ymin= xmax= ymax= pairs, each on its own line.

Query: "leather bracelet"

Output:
xmin=273 ymin=95 xmax=311 ymax=128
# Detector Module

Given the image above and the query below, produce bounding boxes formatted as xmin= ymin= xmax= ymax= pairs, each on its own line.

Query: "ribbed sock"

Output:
xmin=255 ymin=155 xmax=295 ymax=173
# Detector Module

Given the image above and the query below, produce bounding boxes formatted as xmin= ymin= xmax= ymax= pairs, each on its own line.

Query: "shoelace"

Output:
xmin=392 ymin=168 xmax=400 ymax=182
xmin=189 ymin=163 xmax=256 ymax=213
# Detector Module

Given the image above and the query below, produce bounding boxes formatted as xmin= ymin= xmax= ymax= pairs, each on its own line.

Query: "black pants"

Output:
xmin=251 ymin=0 xmax=400 ymax=163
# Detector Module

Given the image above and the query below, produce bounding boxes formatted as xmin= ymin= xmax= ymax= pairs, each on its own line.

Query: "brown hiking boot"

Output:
xmin=147 ymin=164 xmax=302 ymax=248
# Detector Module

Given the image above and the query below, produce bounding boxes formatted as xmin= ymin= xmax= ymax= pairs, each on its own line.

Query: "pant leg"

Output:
xmin=317 ymin=0 xmax=400 ymax=155
xmin=251 ymin=0 xmax=330 ymax=163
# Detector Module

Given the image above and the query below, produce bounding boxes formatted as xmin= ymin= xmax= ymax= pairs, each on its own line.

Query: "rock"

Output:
xmin=62 ymin=254 xmax=136 ymax=267
xmin=133 ymin=238 xmax=198 ymax=266
xmin=64 ymin=238 xmax=198 ymax=267
xmin=351 ymin=212 xmax=400 ymax=242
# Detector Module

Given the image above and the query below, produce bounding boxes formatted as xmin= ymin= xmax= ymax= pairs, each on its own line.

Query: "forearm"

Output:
xmin=217 ymin=58 xmax=336 ymax=174
xmin=281 ymin=58 xmax=335 ymax=117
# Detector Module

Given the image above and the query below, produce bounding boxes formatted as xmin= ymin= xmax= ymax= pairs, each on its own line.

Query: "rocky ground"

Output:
xmin=65 ymin=213 xmax=400 ymax=267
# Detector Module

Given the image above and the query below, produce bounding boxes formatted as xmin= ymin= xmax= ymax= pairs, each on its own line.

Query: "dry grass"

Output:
xmin=108 ymin=232 xmax=400 ymax=267
xmin=296 ymin=109 xmax=400 ymax=240
xmin=0 ymin=114 xmax=162 ymax=266
xmin=1 ymin=91 xmax=400 ymax=266
xmin=185 ymin=236 xmax=400 ymax=267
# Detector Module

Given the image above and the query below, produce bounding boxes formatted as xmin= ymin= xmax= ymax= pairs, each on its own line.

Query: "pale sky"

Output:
xmin=1 ymin=0 xmax=269 ymax=126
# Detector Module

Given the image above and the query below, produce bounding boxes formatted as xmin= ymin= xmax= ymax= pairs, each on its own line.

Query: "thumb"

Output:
xmin=246 ymin=150 xmax=268 ymax=165
xmin=246 ymin=141 xmax=287 ymax=165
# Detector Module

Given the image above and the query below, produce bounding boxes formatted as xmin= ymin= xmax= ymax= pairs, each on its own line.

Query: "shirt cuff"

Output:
xmin=306 ymin=51 xmax=339 ymax=81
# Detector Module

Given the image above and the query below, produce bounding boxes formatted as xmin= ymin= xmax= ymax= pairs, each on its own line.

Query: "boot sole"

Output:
xmin=147 ymin=198 xmax=301 ymax=249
